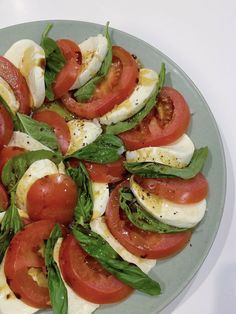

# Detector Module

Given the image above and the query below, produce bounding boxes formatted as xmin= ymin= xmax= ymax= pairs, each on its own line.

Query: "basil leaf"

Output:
xmin=67 ymin=134 xmax=124 ymax=164
xmin=74 ymin=22 xmax=112 ymax=102
xmin=67 ymin=164 xmax=93 ymax=225
xmin=16 ymin=113 xmax=60 ymax=151
xmin=105 ymin=63 xmax=166 ymax=135
xmin=120 ymin=187 xmax=189 ymax=233
xmin=2 ymin=150 xmax=62 ymax=192
xmin=125 ymin=147 xmax=208 ymax=179
xmin=73 ymin=226 xmax=161 ymax=295
xmin=40 ymin=23 xmax=66 ymax=101
xmin=0 ymin=192 xmax=23 ymax=263
xmin=45 ymin=224 xmax=68 ymax=314
xmin=37 ymin=101 xmax=74 ymax=122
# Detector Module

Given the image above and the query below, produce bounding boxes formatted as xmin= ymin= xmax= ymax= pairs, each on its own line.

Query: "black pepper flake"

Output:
xmin=6 ymin=294 xmax=11 ymax=299
xmin=190 ymin=243 xmax=192 ymax=247
xmin=27 ymin=141 xmax=30 ymax=144
xmin=141 ymin=196 xmax=145 ymax=200
xmin=40 ymin=127 xmax=44 ymax=132
xmin=73 ymin=133 xmax=76 ymax=136
xmin=132 ymin=54 xmax=137 ymax=59
xmin=160 ymin=215 xmax=162 ymax=218
xmin=147 ymin=193 xmax=150 ymax=197
xmin=136 ymin=78 xmax=139 ymax=84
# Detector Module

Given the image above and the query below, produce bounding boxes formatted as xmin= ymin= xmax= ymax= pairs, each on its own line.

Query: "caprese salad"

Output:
xmin=0 ymin=22 xmax=209 ymax=314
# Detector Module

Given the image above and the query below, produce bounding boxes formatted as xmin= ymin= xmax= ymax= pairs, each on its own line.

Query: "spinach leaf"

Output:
xmin=40 ymin=23 xmax=66 ymax=101
xmin=67 ymin=134 xmax=124 ymax=164
xmin=37 ymin=101 xmax=74 ymax=122
xmin=16 ymin=113 xmax=60 ymax=152
xmin=74 ymin=22 xmax=112 ymax=102
xmin=67 ymin=164 xmax=93 ymax=225
xmin=125 ymin=147 xmax=208 ymax=179
xmin=105 ymin=63 xmax=166 ymax=135
xmin=45 ymin=224 xmax=68 ymax=314
xmin=0 ymin=192 xmax=23 ymax=263
xmin=72 ymin=226 xmax=161 ymax=296
xmin=119 ymin=187 xmax=189 ymax=233
xmin=1 ymin=150 xmax=62 ymax=192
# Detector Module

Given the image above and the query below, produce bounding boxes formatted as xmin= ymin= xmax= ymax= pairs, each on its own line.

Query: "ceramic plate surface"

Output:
xmin=0 ymin=20 xmax=226 ymax=314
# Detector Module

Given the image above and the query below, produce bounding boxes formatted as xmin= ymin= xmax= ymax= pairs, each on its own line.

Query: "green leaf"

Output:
xmin=105 ymin=63 xmax=166 ymax=135
xmin=37 ymin=101 xmax=74 ymax=122
xmin=72 ymin=226 xmax=161 ymax=296
xmin=16 ymin=113 xmax=60 ymax=151
xmin=0 ymin=192 xmax=23 ymax=263
xmin=40 ymin=24 xmax=66 ymax=101
xmin=67 ymin=134 xmax=124 ymax=164
xmin=74 ymin=22 xmax=112 ymax=102
xmin=119 ymin=187 xmax=189 ymax=233
xmin=67 ymin=163 xmax=93 ymax=225
xmin=45 ymin=224 xmax=68 ymax=314
xmin=1 ymin=150 xmax=62 ymax=192
xmin=125 ymin=147 xmax=208 ymax=179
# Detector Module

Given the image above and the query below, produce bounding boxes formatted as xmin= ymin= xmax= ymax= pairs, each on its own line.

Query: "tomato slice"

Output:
xmin=53 ymin=39 xmax=82 ymax=99
xmin=27 ymin=174 xmax=78 ymax=225
xmin=84 ymin=156 xmax=126 ymax=183
xmin=59 ymin=234 xmax=133 ymax=304
xmin=0 ymin=182 xmax=9 ymax=210
xmin=0 ymin=56 xmax=31 ymax=114
xmin=61 ymin=46 xmax=138 ymax=119
xmin=4 ymin=220 xmax=56 ymax=308
xmin=33 ymin=110 xmax=71 ymax=155
xmin=0 ymin=104 xmax=13 ymax=150
xmin=105 ymin=180 xmax=192 ymax=259
xmin=119 ymin=87 xmax=191 ymax=150
xmin=0 ymin=146 xmax=26 ymax=176
xmin=134 ymin=173 xmax=208 ymax=204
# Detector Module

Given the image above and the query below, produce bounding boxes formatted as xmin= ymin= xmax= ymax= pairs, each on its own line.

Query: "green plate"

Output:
xmin=0 ymin=20 xmax=226 ymax=314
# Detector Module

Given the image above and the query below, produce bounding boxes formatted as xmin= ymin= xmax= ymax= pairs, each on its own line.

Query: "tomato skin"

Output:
xmin=0 ymin=146 xmax=26 ymax=176
xmin=61 ymin=46 xmax=138 ymax=119
xmin=0 ymin=104 xmax=14 ymax=150
xmin=59 ymin=234 xmax=133 ymax=304
xmin=84 ymin=156 xmax=126 ymax=183
xmin=53 ymin=39 xmax=82 ymax=99
xmin=4 ymin=220 xmax=56 ymax=308
xmin=27 ymin=174 xmax=78 ymax=225
xmin=105 ymin=180 xmax=192 ymax=259
xmin=119 ymin=87 xmax=191 ymax=150
xmin=0 ymin=182 xmax=9 ymax=210
xmin=33 ymin=110 xmax=71 ymax=155
xmin=134 ymin=173 xmax=208 ymax=204
xmin=0 ymin=56 xmax=31 ymax=114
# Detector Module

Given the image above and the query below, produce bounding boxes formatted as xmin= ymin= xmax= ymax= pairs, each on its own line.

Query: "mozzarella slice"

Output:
xmin=91 ymin=182 xmax=109 ymax=220
xmin=126 ymin=134 xmax=195 ymax=168
xmin=0 ymin=77 xmax=20 ymax=113
xmin=0 ymin=254 xmax=38 ymax=314
xmin=53 ymin=238 xmax=99 ymax=314
xmin=66 ymin=119 xmax=102 ymax=155
xmin=70 ymin=34 xmax=108 ymax=90
xmin=130 ymin=176 xmax=207 ymax=228
xmin=99 ymin=68 xmax=158 ymax=125
xmin=4 ymin=39 xmax=45 ymax=109
xmin=90 ymin=217 xmax=156 ymax=273
xmin=8 ymin=131 xmax=51 ymax=152
xmin=16 ymin=159 xmax=65 ymax=211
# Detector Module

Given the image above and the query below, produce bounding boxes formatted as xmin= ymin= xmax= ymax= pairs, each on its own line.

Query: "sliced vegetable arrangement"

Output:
xmin=0 ymin=22 xmax=209 ymax=314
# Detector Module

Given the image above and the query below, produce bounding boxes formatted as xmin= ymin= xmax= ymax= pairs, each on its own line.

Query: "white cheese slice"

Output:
xmin=90 ymin=217 xmax=156 ymax=274
xmin=53 ymin=238 xmax=99 ymax=314
xmin=8 ymin=131 xmax=51 ymax=152
xmin=91 ymin=182 xmax=109 ymax=220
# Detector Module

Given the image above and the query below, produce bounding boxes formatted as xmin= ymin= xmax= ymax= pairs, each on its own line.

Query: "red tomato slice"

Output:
xmin=84 ymin=156 xmax=126 ymax=183
xmin=119 ymin=87 xmax=190 ymax=150
xmin=33 ymin=110 xmax=71 ymax=155
xmin=59 ymin=234 xmax=133 ymax=304
xmin=27 ymin=174 xmax=78 ymax=225
xmin=105 ymin=180 xmax=192 ymax=259
xmin=53 ymin=39 xmax=82 ymax=99
xmin=0 ymin=56 xmax=31 ymax=114
xmin=0 ymin=146 xmax=26 ymax=176
xmin=0 ymin=104 xmax=13 ymax=149
xmin=4 ymin=220 xmax=56 ymax=308
xmin=61 ymin=46 xmax=138 ymax=119
xmin=134 ymin=173 xmax=208 ymax=204
xmin=0 ymin=182 xmax=9 ymax=210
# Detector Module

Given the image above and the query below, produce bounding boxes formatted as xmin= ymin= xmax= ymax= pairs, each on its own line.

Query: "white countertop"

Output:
xmin=0 ymin=0 xmax=235 ymax=312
